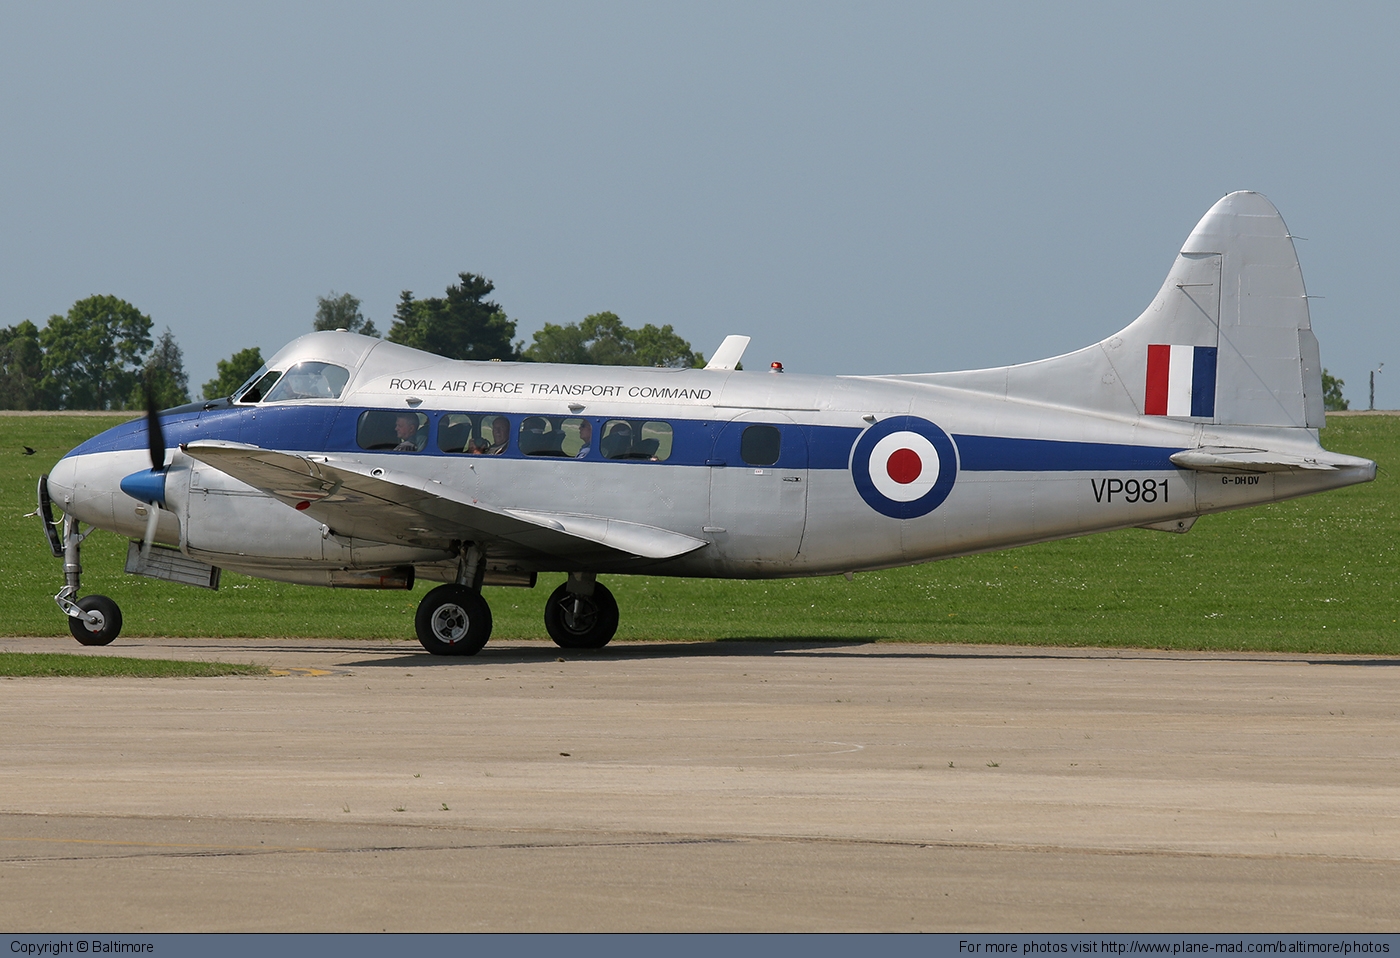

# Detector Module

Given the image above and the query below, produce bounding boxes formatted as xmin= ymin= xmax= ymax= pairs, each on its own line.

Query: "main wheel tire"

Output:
xmin=69 ymin=595 xmax=122 ymax=646
xmin=415 ymin=585 xmax=492 ymax=656
xmin=544 ymin=581 xmax=619 ymax=650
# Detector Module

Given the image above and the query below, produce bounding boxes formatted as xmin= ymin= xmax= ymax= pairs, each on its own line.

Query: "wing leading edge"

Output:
xmin=179 ymin=441 xmax=708 ymax=563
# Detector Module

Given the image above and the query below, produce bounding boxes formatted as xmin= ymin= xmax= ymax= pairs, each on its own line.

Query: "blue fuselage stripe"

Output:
xmin=952 ymin=435 xmax=1181 ymax=471
xmin=66 ymin=406 xmax=1185 ymax=473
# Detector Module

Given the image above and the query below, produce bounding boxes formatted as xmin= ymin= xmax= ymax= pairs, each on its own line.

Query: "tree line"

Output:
xmin=0 ymin=272 xmax=705 ymax=411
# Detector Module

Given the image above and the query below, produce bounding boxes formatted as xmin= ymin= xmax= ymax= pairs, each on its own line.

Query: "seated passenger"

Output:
xmin=485 ymin=416 xmax=510 ymax=455
xmin=575 ymin=420 xmax=592 ymax=459
xmin=393 ymin=413 xmax=425 ymax=452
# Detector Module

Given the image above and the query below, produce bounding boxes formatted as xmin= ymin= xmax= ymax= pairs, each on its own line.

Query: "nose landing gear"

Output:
xmin=40 ymin=477 xmax=123 ymax=646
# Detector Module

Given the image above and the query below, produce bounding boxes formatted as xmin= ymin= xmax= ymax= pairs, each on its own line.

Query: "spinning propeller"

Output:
xmin=116 ymin=374 xmax=169 ymax=565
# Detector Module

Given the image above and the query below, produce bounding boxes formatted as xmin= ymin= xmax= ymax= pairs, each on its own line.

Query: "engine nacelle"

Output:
xmin=167 ymin=456 xmax=451 ymax=568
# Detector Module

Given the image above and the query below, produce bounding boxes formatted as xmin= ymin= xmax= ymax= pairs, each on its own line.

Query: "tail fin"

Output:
xmin=918 ymin=191 xmax=1325 ymax=429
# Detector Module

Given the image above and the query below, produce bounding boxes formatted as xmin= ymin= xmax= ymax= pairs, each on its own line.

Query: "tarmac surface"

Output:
xmin=1 ymin=636 xmax=1398 ymax=932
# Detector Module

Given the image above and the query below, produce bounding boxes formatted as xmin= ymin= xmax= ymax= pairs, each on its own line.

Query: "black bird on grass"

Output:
xmin=22 ymin=446 xmax=35 ymax=456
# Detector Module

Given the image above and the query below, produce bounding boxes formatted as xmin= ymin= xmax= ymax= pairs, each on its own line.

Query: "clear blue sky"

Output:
xmin=3 ymin=2 xmax=1397 ymax=407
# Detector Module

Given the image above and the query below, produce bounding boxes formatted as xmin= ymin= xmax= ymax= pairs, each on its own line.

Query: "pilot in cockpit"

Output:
xmin=277 ymin=365 xmax=333 ymax=400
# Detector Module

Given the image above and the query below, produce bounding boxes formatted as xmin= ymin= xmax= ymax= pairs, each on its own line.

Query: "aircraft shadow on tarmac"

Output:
xmin=348 ymin=639 xmax=876 ymax=667
xmin=122 ymin=639 xmax=1400 ymax=668
xmin=336 ymin=641 xmax=1400 ymax=668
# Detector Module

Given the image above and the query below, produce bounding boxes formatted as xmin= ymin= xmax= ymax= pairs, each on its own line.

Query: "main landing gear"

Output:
xmin=415 ymin=585 xmax=492 ymax=656
xmin=543 ymin=576 xmax=619 ymax=650
xmin=39 ymin=477 xmax=123 ymax=646
xmin=412 ymin=560 xmax=619 ymax=657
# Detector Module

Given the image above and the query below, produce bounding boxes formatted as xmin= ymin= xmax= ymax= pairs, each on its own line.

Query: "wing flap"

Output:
xmin=180 ymin=441 xmax=707 ymax=561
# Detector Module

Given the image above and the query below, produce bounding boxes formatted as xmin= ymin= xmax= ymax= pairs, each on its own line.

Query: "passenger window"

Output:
xmin=357 ymin=410 xmax=428 ymax=452
xmin=601 ymin=420 xmax=672 ymax=461
xmin=561 ymin=418 xmax=591 ymax=458
xmin=740 ymin=425 xmax=781 ymax=466
xmin=439 ymin=414 xmax=512 ymax=454
xmin=262 ymin=362 xmax=350 ymax=402
xmin=518 ymin=416 xmax=594 ymax=457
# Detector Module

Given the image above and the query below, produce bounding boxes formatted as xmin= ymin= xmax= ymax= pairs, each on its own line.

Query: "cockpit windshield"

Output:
xmin=260 ymin=362 xmax=350 ymax=402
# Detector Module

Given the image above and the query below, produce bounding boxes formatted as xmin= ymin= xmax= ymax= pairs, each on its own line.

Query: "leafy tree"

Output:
xmin=39 ymin=295 xmax=153 ymax=410
xmin=129 ymin=327 xmax=191 ymax=409
xmin=202 ymin=346 xmax=265 ymax=400
xmin=1322 ymin=369 xmax=1348 ymax=411
xmin=387 ymin=273 xmax=520 ymax=361
xmin=313 ymin=291 xmax=378 ymax=337
xmin=523 ymin=311 xmax=704 ymax=368
xmin=0 ymin=320 xmax=48 ymax=409
xmin=523 ymin=321 xmax=591 ymax=365
xmin=630 ymin=320 xmax=705 ymax=368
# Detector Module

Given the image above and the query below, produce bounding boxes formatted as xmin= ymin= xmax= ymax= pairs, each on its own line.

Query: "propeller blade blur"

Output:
xmin=145 ymin=373 xmax=166 ymax=472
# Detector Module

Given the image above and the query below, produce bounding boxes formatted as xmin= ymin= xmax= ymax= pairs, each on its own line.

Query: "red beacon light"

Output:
xmin=770 ymin=361 xmax=784 ymax=373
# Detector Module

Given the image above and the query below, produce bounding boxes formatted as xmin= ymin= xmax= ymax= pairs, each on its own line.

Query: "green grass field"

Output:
xmin=0 ymin=651 xmax=265 ymax=677
xmin=1 ymin=413 xmax=1394 ymax=653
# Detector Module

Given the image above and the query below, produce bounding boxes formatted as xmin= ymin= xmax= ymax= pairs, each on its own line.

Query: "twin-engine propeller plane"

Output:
xmin=38 ymin=192 xmax=1375 ymax=654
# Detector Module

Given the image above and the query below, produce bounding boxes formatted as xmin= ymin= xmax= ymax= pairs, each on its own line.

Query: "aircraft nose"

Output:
xmin=43 ymin=449 xmax=128 ymax=530
xmin=46 ymin=454 xmax=78 ymax=504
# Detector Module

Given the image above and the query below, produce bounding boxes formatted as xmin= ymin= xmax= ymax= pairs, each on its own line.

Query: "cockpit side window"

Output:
xmin=234 ymin=367 xmax=281 ymax=404
xmin=261 ymin=362 xmax=350 ymax=402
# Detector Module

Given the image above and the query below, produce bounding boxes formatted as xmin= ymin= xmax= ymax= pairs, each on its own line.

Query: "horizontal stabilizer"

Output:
xmin=1169 ymin=446 xmax=1373 ymax=474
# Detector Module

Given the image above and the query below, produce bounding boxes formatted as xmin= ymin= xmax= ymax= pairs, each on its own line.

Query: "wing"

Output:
xmin=179 ymin=440 xmax=708 ymax=564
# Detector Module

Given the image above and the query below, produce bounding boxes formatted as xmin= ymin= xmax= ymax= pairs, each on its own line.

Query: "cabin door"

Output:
xmin=707 ymin=413 xmax=808 ymax=562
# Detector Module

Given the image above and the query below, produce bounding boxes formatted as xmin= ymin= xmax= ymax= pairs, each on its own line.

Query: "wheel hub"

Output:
xmin=560 ymin=596 xmax=597 ymax=634
xmin=430 ymin=604 xmax=470 ymax=643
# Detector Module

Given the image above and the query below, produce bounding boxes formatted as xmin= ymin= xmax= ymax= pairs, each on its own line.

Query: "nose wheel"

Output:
xmin=68 ymin=595 xmax=122 ymax=646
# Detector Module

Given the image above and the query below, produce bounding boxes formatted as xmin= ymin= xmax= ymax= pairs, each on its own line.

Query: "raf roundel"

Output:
xmin=851 ymin=416 xmax=959 ymax=518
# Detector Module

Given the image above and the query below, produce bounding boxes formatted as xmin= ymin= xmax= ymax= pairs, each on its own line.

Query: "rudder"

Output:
xmin=1125 ymin=190 xmax=1322 ymax=428
xmin=913 ymin=191 xmax=1325 ymax=429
